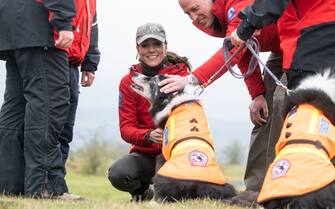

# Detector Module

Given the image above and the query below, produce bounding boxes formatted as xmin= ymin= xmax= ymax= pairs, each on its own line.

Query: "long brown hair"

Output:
xmin=166 ymin=51 xmax=192 ymax=72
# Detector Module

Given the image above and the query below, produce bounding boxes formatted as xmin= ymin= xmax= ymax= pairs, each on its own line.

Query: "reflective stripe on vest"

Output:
xmin=276 ymin=103 xmax=335 ymax=159
xmin=275 ymin=146 xmax=329 ymax=163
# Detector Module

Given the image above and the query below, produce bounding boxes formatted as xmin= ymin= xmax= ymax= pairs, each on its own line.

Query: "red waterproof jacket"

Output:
xmin=239 ymin=0 xmax=335 ymax=71
xmin=193 ymin=0 xmax=281 ymax=99
xmin=68 ymin=0 xmax=97 ymax=66
xmin=118 ymin=62 xmax=189 ymax=155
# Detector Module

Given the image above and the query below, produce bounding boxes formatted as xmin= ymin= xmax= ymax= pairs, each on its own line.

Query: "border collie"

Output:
xmin=131 ymin=73 xmax=236 ymax=202
xmin=258 ymin=70 xmax=335 ymax=209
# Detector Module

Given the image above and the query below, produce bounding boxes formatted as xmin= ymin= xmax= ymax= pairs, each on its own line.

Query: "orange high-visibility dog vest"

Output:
xmin=258 ymin=103 xmax=335 ymax=203
xmin=157 ymin=102 xmax=226 ymax=185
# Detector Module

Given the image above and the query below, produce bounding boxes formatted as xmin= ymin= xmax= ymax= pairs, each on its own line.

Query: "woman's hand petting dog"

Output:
xmin=147 ymin=128 xmax=164 ymax=144
xmin=158 ymin=75 xmax=187 ymax=93
xmin=249 ymin=94 xmax=268 ymax=126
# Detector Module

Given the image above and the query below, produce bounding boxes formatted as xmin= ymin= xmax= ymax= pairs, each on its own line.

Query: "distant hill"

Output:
xmin=73 ymin=106 xmax=253 ymax=163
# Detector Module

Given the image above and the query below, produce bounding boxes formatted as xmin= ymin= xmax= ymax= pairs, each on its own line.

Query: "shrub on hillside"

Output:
xmin=67 ymin=132 xmax=128 ymax=176
xmin=222 ymin=140 xmax=245 ymax=165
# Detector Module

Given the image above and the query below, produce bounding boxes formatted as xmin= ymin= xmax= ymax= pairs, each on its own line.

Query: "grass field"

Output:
xmin=0 ymin=165 xmax=256 ymax=209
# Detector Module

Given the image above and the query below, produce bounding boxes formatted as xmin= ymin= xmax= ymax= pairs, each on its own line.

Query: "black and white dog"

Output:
xmin=131 ymin=73 xmax=236 ymax=202
xmin=258 ymin=70 xmax=335 ymax=209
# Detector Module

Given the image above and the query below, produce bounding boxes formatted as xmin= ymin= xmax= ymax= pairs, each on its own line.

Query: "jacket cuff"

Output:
xmin=144 ymin=129 xmax=154 ymax=144
xmin=244 ymin=72 xmax=265 ymax=100
xmin=237 ymin=12 xmax=256 ymax=41
xmin=251 ymin=92 xmax=265 ymax=100
xmin=249 ymin=84 xmax=265 ymax=100
xmin=54 ymin=20 xmax=73 ymax=31
xmin=81 ymin=62 xmax=98 ymax=72
xmin=192 ymin=70 xmax=207 ymax=85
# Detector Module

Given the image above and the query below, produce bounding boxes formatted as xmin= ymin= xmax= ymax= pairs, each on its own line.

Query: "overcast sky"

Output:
xmin=0 ymin=0 xmax=271 ymax=155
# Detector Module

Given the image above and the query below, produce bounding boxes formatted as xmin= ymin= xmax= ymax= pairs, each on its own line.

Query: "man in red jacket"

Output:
xmin=158 ymin=0 xmax=284 ymax=204
xmin=230 ymin=1 xmax=335 ymax=205
xmin=232 ymin=0 xmax=335 ymax=89
xmin=108 ymin=23 xmax=190 ymax=202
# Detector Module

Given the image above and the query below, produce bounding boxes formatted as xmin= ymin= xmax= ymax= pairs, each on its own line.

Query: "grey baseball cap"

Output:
xmin=136 ymin=23 xmax=166 ymax=44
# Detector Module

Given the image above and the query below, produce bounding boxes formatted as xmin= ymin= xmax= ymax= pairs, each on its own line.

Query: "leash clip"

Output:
xmin=194 ymin=85 xmax=205 ymax=96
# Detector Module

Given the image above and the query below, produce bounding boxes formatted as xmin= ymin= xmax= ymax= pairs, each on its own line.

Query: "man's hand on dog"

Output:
xmin=159 ymin=75 xmax=187 ymax=93
xmin=249 ymin=94 xmax=268 ymax=126
xmin=146 ymin=128 xmax=164 ymax=144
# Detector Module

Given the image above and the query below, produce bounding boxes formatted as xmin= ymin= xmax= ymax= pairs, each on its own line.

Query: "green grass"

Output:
xmin=0 ymin=165 xmax=255 ymax=209
xmin=65 ymin=173 xmax=129 ymax=202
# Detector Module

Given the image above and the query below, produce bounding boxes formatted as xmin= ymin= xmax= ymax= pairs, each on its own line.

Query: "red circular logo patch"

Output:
xmin=188 ymin=150 xmax=208 ymax=167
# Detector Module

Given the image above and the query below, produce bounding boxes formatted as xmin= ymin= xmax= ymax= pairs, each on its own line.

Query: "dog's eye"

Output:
xmin=158 ymin=75 xmax=166 ymax=81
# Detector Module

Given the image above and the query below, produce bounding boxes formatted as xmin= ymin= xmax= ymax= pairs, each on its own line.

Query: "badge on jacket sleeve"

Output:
xmin=118 ymin=93 xmax=122 ymax=107
xmin=227 ymin=7 xmax=235 ymax=22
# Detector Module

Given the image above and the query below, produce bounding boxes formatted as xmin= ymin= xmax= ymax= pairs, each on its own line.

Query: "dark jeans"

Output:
xmin=244 ymin=53 xmax=285 ymax=192
xmin=59 ymin=65 xmax=79 ymax=167
xmin=108 ymin=152 xmax=156 ymax=195
xmin=0 ymin=47 xmax=70 ymax=197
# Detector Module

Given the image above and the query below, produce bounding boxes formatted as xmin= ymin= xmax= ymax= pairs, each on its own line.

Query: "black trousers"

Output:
xmin=59 ymin=65 xmax=80 ymax=169
xmin=108 ymin=152 xmax=156 ymax=195
xmin=0 ymin=47 xmax=70 ymax=197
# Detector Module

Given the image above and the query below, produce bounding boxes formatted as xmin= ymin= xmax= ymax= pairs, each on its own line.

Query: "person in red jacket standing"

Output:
xmin=158 ymin=0 xmax=284 ymax=205
xmin=59 ymin=0 xmax=100 ymax=177
xmin=57 ymin=0 xmax=100 ymax=200
xmin=108 ymin=23 xmax=190 ymax=202
xmin=232 ymin=0 xmax=335 ymax=89
xmin=230 ymin=0 xmax=335 ymax=205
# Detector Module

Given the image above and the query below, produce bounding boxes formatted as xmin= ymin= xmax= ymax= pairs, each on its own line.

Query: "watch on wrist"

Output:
xmin=187 ymin=74 xmax=199 ymax=86
xmin=144 ymin=129 xmax=153 ymax=143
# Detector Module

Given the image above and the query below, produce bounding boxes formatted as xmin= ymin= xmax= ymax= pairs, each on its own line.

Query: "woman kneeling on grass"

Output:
xmin=107 ymin=22 xmax=191 ymax=202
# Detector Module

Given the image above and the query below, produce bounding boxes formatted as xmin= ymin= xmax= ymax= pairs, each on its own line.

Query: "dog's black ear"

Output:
xmin=158 ymin=74 xmax=167 ymax=81
xmin=156 ymin=75 xmax=171 ymax=96
xmin=150 ymin=91 xmax=175 ymax=128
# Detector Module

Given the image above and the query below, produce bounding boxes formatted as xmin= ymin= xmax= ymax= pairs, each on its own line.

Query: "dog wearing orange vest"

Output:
xmin=131 ymin=73 xmax=236 ymax=202
xmin=258 ymin=70 xmax=335 ymax=209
